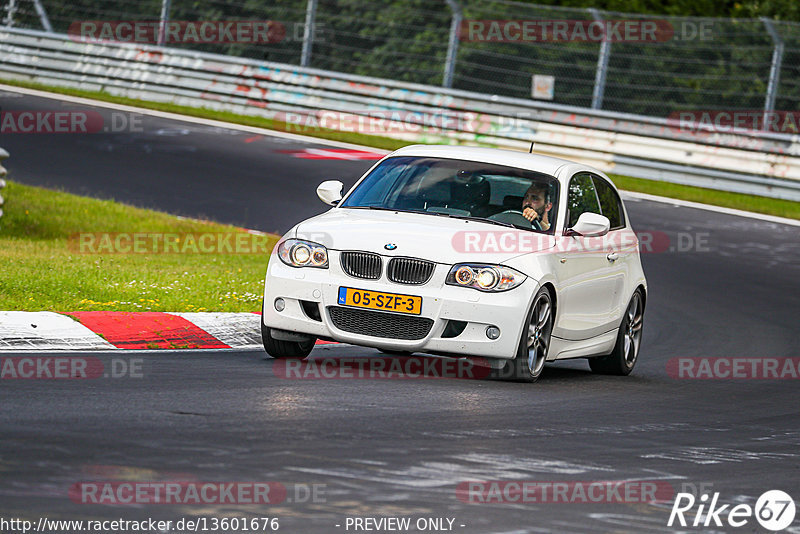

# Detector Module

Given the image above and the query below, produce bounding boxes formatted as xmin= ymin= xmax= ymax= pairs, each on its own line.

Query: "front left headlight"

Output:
xmin=278 ymin=239 xmax=328 ymax=268
xmin=446 ymin=263 xmax=526 ymax=292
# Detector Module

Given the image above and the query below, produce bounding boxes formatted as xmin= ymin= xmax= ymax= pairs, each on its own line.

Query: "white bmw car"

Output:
xmin=262 ymin=145 xmax=647 ymax=382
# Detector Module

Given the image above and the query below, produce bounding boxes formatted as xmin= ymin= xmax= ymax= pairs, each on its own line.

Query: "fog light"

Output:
xmin=486 ymin=326 xmax=501 ymax=340
xmin=274 ymin=298 xmax=286 ymax=312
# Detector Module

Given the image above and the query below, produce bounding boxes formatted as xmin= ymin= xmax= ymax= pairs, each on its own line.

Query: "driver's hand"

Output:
xmin=522 ymin=207 xmax=539 ymax=222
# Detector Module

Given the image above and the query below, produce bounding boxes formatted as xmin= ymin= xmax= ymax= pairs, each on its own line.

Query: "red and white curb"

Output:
xmin=0 ymin=311 xmax=335 ymax=352
xmin=0 ymin=312 xmax=115 ymax=351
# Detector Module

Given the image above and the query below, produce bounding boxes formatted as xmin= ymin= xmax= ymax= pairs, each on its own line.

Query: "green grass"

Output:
xmin=2 ymin=77 xmax=797 ymax=220
xmin=0 ymin=180 xmax=278 ymax=312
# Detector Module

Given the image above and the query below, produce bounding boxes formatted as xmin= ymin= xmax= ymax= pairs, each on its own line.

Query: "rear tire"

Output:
xmin=261 ymin=301 xmax=315 ymax=359
xmin=589 ymin=289 xmax=644 ymax=375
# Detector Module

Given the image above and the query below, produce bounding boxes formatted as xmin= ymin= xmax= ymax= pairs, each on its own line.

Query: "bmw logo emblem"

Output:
xmin=384 ymin=243 xmax=397 ymax=250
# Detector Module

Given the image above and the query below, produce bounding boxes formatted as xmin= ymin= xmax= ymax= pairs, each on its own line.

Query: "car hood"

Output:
xmin=294 ymin=208 xmax=556 ymax=265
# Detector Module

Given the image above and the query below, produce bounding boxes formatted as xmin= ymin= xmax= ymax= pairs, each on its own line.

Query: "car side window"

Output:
xmin=567 ymin=173 xmax=601 ymax=228
xmin=591 ymin=175 xmax=626 ymax=229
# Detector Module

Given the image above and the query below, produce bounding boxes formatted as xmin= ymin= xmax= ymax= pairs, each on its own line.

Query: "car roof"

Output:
xmin=388 ymin=144 xmax=603 ymax=181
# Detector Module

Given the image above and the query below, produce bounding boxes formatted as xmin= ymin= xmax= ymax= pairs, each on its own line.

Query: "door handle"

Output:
xmin=607 ymin=252 xmax=619 ymax=263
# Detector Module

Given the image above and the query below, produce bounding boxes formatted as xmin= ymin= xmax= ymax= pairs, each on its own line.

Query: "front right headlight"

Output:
xmin=278 ymin=239 xmax=328 ymax=268
xmin=446 ymin=263 xmax=526 ymax=292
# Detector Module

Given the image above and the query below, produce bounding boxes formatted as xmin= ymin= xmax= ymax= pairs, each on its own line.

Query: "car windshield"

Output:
xmin=340 ymin=156 xmax=559 ymax=233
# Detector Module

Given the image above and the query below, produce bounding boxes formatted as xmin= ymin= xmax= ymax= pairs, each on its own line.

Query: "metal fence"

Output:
xmin=3 ymin=0 xmax=799 ymax=119
xmin=3 ymin=27 xmax=800 ymax=202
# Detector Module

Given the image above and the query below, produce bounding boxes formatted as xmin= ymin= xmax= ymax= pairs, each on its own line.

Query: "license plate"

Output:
xmin=337 ymin=287 xmax=422 ymax=315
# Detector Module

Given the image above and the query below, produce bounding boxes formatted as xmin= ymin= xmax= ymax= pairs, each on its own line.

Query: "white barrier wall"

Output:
xmin=1 ymin=27 xmax=799 ymax=200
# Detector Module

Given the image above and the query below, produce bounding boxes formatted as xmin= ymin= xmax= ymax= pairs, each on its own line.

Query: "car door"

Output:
xmin=591 ymin=174 xmax=636 ymax=327
xmin=552 ymin=172 xmax=618 ymax=340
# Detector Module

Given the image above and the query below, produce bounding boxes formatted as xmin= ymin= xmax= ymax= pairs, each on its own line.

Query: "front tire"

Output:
xmin=589 ymin=289 xmax=644 ymax=375
xmin=500 ymin=286 xmax=554 ymax=383
xmin=261 ymin=302 xmax=315 ymax=359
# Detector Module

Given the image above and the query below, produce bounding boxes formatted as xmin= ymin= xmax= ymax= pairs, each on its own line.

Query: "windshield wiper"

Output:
xmin=403 ymin=209 xmax=455 ymax=218
xmin=451 ymin=215 xmax=518 ymax=229
xmin=343 ymin=206 xmax=398 ymax=212
xmin=344 ymin=206 xmax=452 ymax=217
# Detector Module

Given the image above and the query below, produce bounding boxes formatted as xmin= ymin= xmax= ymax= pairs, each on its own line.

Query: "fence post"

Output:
xmin=761 ymin=17 xmax=783 ymax=131
xmin=589 ymin=8 xmax=610 ymax=110
xmin=443 ymin=0 xmax=462 ymax=88
xmin=157 ymin=0 xmax=172 ymax=46
xmin=0 ymin=147 xmax=8 ymax=220
xmin=301 ymin=0 xmax=318 ymax=67
xmin=31 ymin=0 xmax=52 ymax=32
xmin=3 ymin=0 xmax=17 ymax=27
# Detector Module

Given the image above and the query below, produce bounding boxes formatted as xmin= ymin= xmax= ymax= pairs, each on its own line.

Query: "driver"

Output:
xmin=522 ymin=182 xmax=552 ymax=231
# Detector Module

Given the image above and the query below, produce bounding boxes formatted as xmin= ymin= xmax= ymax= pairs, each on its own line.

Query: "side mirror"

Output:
xmin=566 ymin=212 xmax=610 ymax=237
xmin=316 ymin=180 xmax=344 ymax=206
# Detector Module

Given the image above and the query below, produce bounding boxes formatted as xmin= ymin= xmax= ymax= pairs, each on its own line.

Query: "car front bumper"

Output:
xmin=262 ymin=252 xmax=536 ymax=360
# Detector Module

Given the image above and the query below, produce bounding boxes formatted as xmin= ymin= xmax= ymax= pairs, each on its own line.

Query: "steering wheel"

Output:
xmin=488 ymin=210 xmax=542 ymax=231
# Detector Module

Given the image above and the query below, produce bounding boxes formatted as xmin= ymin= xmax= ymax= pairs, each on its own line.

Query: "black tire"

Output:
xmin=499 ymin=286 xmax=554 ymax=383
xmin=589 ymin=289 xmax=644 ymax=375
xmin=261 ymin=302 xmax=315 ymax=359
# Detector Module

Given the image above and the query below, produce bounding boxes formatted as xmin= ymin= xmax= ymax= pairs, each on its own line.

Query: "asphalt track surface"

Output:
xmin=2 ymin=89 xmax=800 ymax=533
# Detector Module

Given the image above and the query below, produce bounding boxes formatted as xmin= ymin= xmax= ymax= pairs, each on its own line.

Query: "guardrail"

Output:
xmin=0 ymin=146 xmax=8 ymax=220
xmin=1 ymin=27 xmax=799 ymax=201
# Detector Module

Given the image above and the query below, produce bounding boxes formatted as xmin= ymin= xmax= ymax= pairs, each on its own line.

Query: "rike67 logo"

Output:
xmin=669 ymin=490 xmax=796 ymax=531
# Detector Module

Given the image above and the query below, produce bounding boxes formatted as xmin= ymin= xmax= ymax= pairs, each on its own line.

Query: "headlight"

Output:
xmin=446 ymin=264 xmax=526 ymax=292
xmin=454 ymin=266 xmax=474 ymax=285
xmin=278 ymin=239 xmax=328 ymax=268
xmin=476 ymin=268 xmax=499 ymax=289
